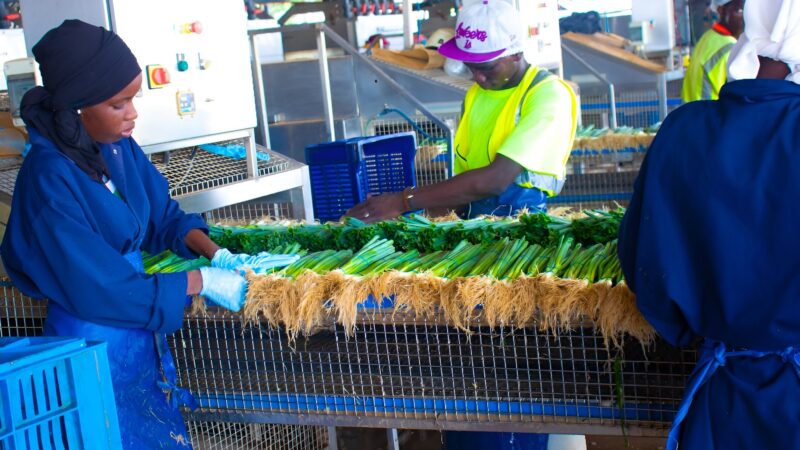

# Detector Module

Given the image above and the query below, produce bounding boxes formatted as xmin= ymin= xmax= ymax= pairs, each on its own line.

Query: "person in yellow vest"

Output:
xmin=681 ymin=0 xmax=745 ymax=102
xmin=346 ymin=0 xmax=577 ymax=223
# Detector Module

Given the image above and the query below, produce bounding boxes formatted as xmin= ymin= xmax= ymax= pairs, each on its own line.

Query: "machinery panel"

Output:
xmin=0 ymin=29 xmax=28 ymax=91
xmin=18 ymin=0 xmax=111 ymax=53
xmin=518 ymin=0 xmax=563 ymax=73
xmin=631 ymin=0 xmax=676 ymax=53
xmin=19 ymin=0 xmax=256 ymax=150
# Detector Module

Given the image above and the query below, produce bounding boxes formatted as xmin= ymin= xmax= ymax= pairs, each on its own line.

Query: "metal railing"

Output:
xmin=247 ymin=24 xmax=455 ymax=178
xmin=562 ymin=44 xmax=619 ymax=130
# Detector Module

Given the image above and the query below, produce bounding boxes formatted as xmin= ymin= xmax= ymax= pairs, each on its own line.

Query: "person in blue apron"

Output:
xmin=346 ymin=0 xmax=577 ymax=223
xmin=347 ymin=2 xmax=585 ymax=449
xmin=618 ymin=1 xmax=800 ymax=448
xmin=0 ymin=20 xmax=296 ymax=449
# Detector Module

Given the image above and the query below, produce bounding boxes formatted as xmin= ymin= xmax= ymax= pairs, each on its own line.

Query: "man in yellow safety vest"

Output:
xmin=681 ymin=0 xmax=745 ymax=102
xmin=347 ymin=0 xmax=577 ymax=222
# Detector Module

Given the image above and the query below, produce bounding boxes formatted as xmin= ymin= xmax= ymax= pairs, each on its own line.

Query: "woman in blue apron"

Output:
xmin=618 ymin=1 xmax=800 ymax=448
xmin=0 ymin=20 xmax=257 ymax=449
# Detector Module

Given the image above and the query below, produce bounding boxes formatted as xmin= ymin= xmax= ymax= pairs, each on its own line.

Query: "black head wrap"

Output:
xmin=20 ymin=19 xmax=141 ymax=181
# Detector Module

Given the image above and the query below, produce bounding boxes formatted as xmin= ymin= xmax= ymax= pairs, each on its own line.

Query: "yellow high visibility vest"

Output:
xmin=682 ymin=26 xmax=737 ymax=102
xmin=454 ymin=66 xmax=577 ymax=196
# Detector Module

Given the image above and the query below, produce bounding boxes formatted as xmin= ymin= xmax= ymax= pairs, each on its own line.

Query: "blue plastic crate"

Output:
xmin=305 ymin=132 xmax=417 ymax=223
xmin=305 ymin=138 xmax=368 ymax=223
xmin=0 ymin=337 xmax=122 ymax=450
xmin=359 ymin=133 xmax=417 ymax=197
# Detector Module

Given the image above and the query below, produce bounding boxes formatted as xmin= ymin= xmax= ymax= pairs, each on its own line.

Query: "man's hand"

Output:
xmin=345 ymin=155 xmax=522 ymax=223
xmin=345 ymin=192 xmax=405 ymax=224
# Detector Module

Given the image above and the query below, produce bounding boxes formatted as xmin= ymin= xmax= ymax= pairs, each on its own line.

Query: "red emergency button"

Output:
xmin=152 ymin=68 xmax=169 ymax=84
xmin=180 ymin=21 xmax=203 ymax=34
xmin=146 ymin=64 xmax=171 ymax=89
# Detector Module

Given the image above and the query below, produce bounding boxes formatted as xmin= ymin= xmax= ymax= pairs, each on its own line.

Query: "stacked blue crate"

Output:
xmin=0 ymin=337 xmax=121 ymax=449
xmin=305 ymin=132 xmax=417 ymax=223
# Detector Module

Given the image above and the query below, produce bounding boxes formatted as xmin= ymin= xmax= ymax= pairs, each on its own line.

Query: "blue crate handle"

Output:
xmin=0 ymin=337 xmax=88 ymax=368
xmin=0 ymin=337 xmax=31 ymax=350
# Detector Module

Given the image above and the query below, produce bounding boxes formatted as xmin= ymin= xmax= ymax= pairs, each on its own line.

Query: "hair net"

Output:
xmin=727 ymin=0 xmax=800 ymax=84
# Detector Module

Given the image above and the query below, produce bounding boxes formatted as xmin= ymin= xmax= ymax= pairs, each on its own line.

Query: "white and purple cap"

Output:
xmin=438 ymin=0 xmax=528 ymax=64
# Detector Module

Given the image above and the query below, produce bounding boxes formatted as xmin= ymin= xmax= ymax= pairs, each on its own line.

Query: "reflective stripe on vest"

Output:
xmin=513 ymin=69 xmax=567 ymax=195
xmin=455 ymin=67 xmax=573 ymax=196
xmin=700 ymin=43 xmax=734 ymax=100
xmin=682 ymin=28 xmax=736 ymax=102
xmin=515 ymin=170 xmax=565 ymax=197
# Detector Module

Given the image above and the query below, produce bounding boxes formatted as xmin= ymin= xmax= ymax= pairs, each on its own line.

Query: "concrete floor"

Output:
xmin=337 ymin=428 xmax=666 ymax=450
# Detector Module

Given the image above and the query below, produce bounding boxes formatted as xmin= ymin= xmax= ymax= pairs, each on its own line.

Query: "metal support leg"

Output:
xmin=387 ymin=428 xmax=400 ymax=450
xmin=608 ymin=84 xmax=618 ymax=130
xmin=562 ymin=43 xmax=619 ymax=129
xmin=249 ymin=33 xmax=271 ymax=149
xmin=327 ymin=426 xmax=338 ymax=450
xmin=244 ymin=131 xmax=258 ymax=179
xmin=657 ymin=73 xmax=669 ymax=121
xmin=316 ymin=26 xmax=336 ymax=142
xmin=299 ymin=166 xmax=315 ymax=222
xmin=403 ymin=0 xmax=413 ymax=49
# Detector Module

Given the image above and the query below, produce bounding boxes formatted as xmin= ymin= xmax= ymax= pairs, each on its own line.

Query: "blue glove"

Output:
xmin=211 ymin=248 xmax=250 ymax=269
xmin=198 ymin=267 xmax=247 ymax=312
xmin=245 ymin=252 xmax=300 ymax=274
xmin=199 ymin=144 xmax=270 ymax=161
xmin=212 ymin=248 xmax=300 ymax=274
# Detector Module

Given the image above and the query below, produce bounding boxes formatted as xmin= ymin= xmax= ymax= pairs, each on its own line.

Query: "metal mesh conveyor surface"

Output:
xmin=151 ymin=142 xmax=292 ymax=198
xmin=366 ymin=113 xmax=459 ymax=188
xmin=188 ymin=421 xmax=327 ymax=450
xmin=205 ymin=200 xmax=294 ymax=223
xmin=0 ymin=159 xmax=22 ymax=197
xmin=0 ymin=283 xmax=46 ymax=337
xmin=370 ymin=60 xmax=475 ymax=93
xmin=174 ymin=309 xmax=695 ymax=436
xmin=548 ymin=148 xmax=646 ymax=211
xmin=0 ymin=140 xmax=299 ymax=203
xmin=0 ymin=281 xmax=694 ymax=437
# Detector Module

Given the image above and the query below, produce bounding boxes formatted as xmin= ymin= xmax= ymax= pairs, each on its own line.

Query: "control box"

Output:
xmin=18 ymin=0 xmax=257 ymax=152
xmin=631 ymin=0 xmax=676 ymax=53
xmin=3 ymin=58 xmax=40 ymax=128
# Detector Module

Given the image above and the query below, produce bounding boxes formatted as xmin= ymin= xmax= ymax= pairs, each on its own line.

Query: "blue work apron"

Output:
xmin=465 ymin=184 xmax=547 ymax=218
xmin=666 ymin=339 xmax=800 ymax=450
xmin=44 ymin=251 xmax=196 ymax=450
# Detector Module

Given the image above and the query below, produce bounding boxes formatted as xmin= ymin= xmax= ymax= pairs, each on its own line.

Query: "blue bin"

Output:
xmin=305 ymin=132 xmax=417 ymax=222
xmin=360 ymin=133 xmax=417 ymax=197
xmin=0 ymin=337 xmax=122 ymax=449
xmin=305 ymin=138 xmax=368 ymax=223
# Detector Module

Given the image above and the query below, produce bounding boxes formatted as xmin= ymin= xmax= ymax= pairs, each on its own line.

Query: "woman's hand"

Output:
xmin=212 ymin=248 xmax=300 ymax=273
xmin=346 ymin=192 xmax=405 ymax=223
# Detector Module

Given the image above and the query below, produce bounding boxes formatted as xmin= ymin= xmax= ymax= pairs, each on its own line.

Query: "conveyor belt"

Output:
xmin=173 ymin=310 xmax=695 ymax=435
xmin=0 ymin=159 xmax=22 ymax=198
xmin=371 ymin=58 xmax=474 ymax=93
xmin=152 ymin=144 xmax=293 ymax=197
